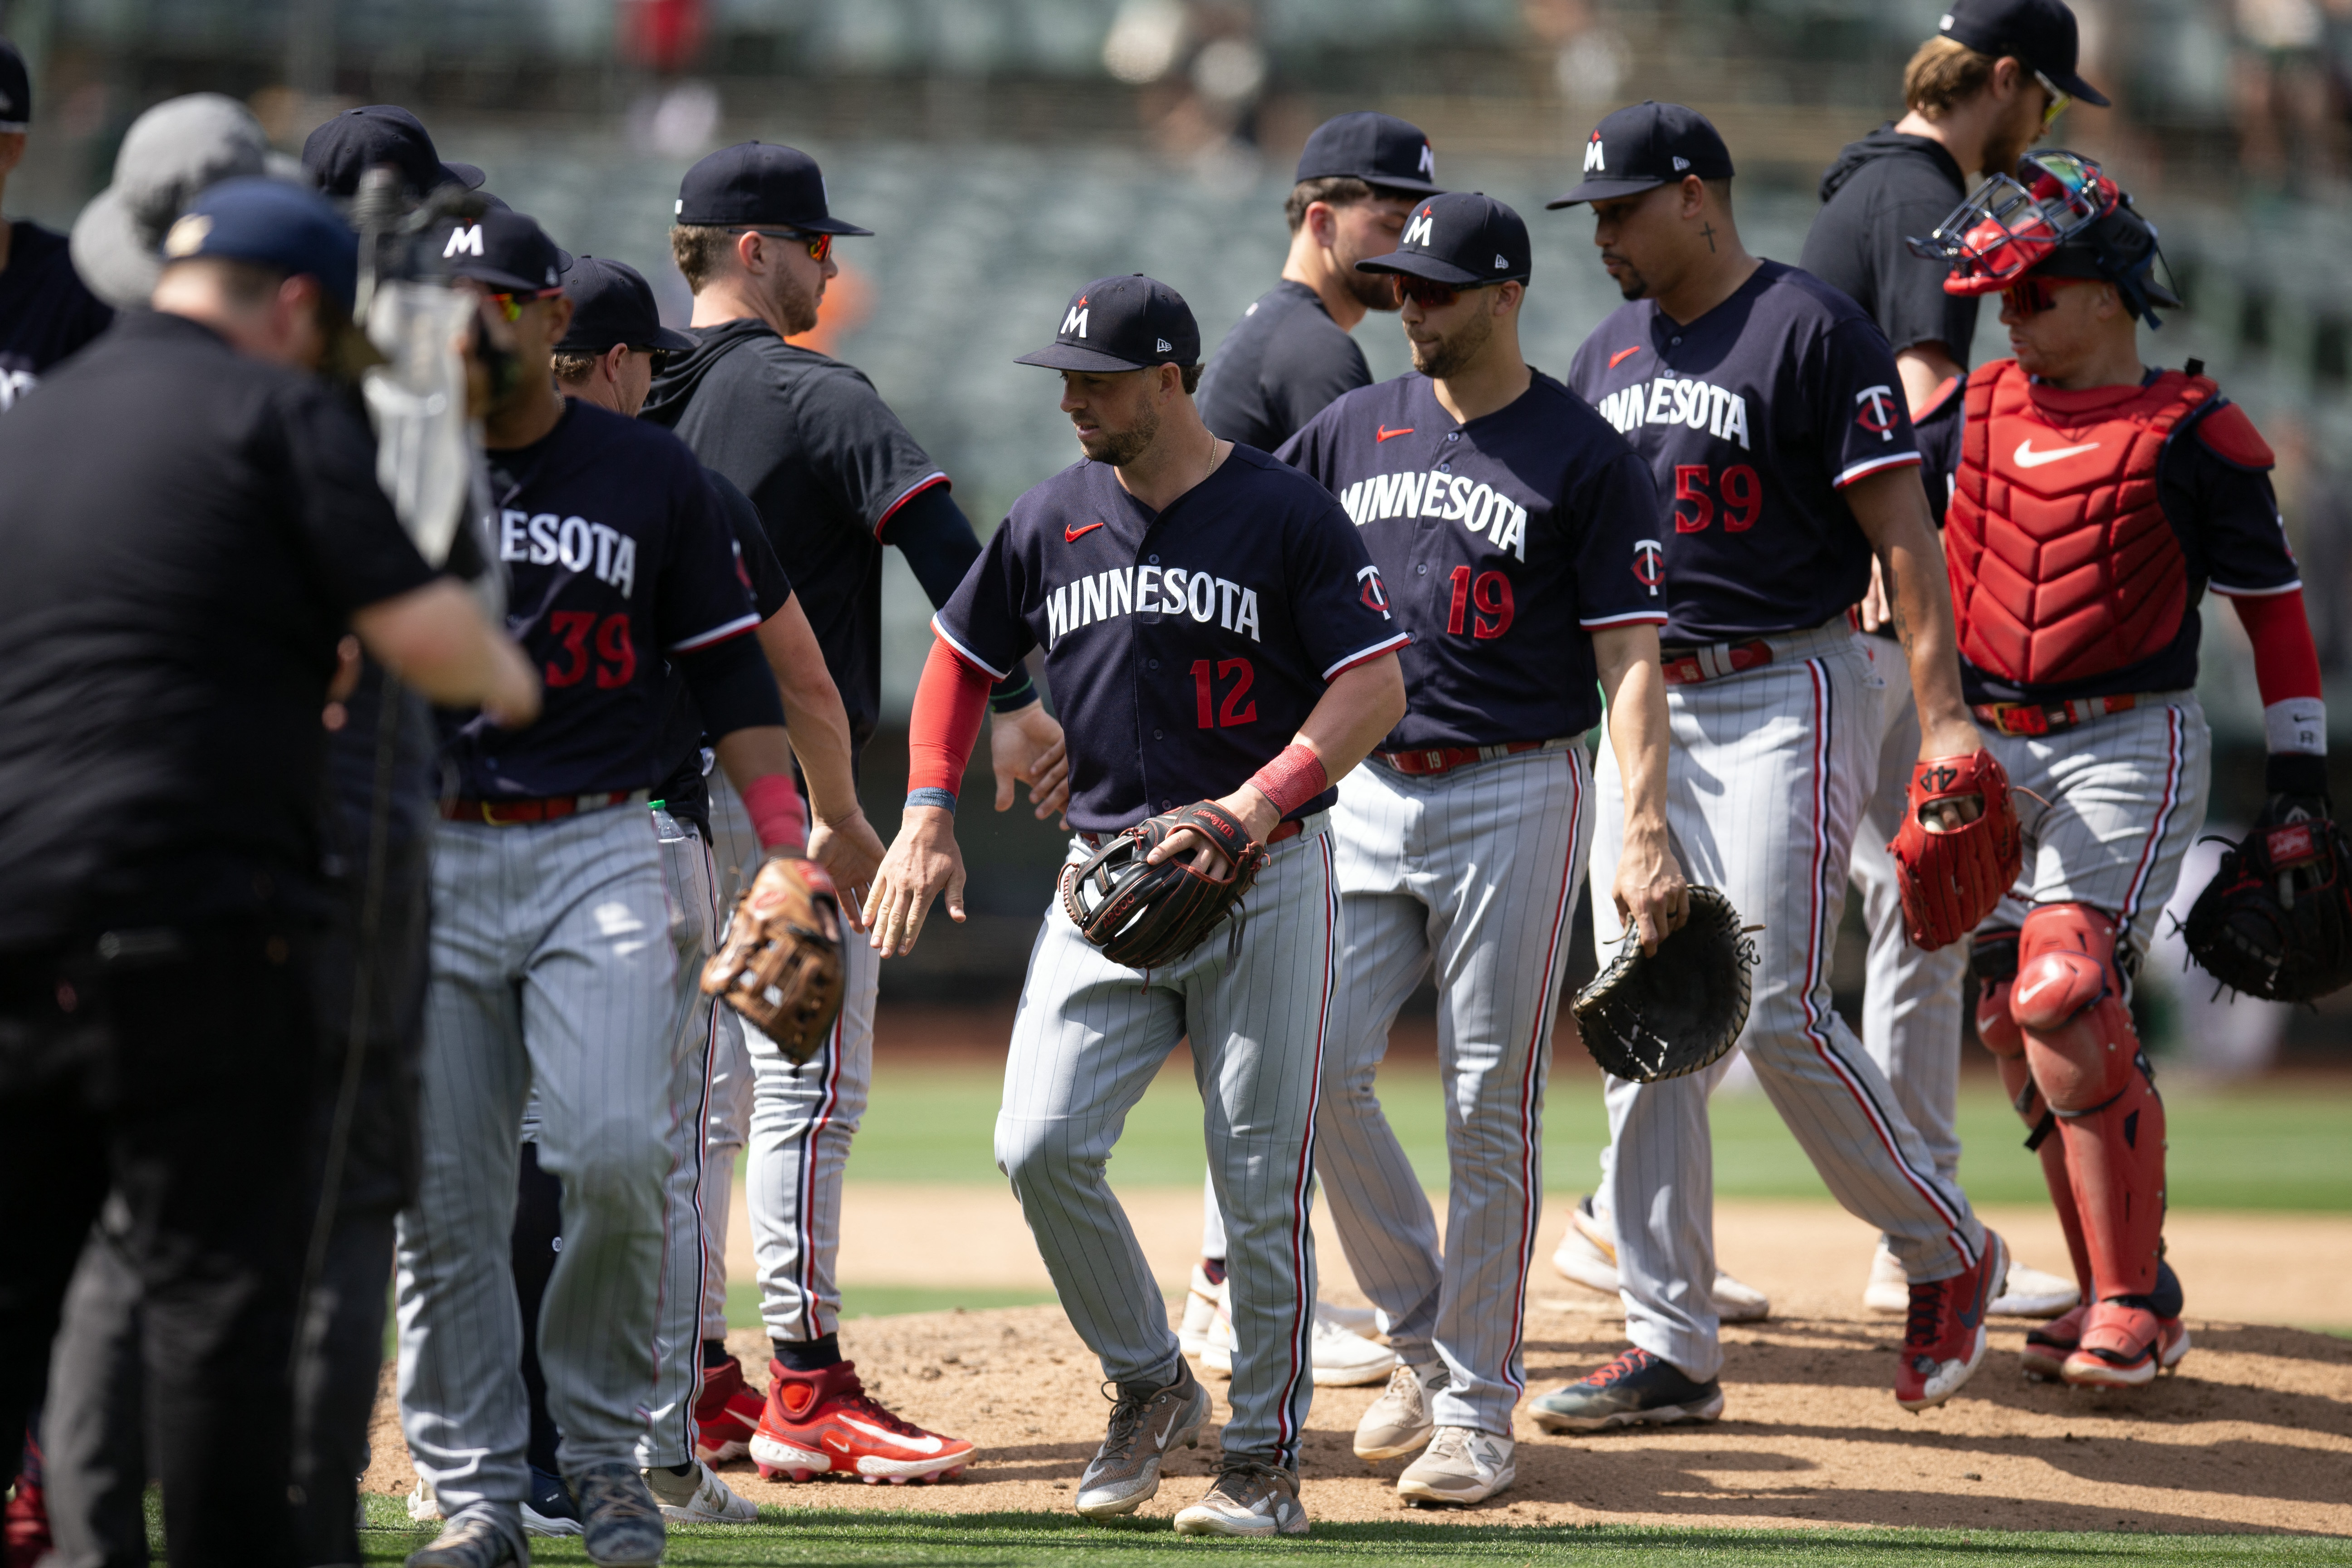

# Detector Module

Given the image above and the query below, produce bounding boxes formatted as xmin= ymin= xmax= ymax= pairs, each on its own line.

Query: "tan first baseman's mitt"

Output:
xmin=701 ymin=856 xmax=845 ymax=1062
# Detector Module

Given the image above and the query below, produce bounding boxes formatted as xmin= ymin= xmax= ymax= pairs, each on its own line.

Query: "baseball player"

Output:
xmin=0 ymin=38 xmax=113 ymax=410
xmin=643 ymin=142 xmax=1062 ymax=1483
xmin=396 ymin=207 xmax=811 ymax=1568
xmin=1914 ymin=154 xmax=2320 ymax=1384
xmin=1802 ymin=0 xmax=2101 ymax=1320
xmin=1274 ymin=191 xmax=1685 ymax=1506
xmin=1529 ymin=103 xmax=2008 ymax=1432
xmin=865 ymin=274 xmax=1409 ymax=1536
xmin=1185 ymin=108 xmax=1443 ymax=1390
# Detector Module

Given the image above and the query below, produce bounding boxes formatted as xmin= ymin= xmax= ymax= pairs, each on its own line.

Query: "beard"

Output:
xmin=1981 ymin=98 xmax=2043 ymax=182
xmin=1339 ymin=264 xmax=1401 ymax=314
xmin=1079 ymin=398 xmax=1160 ymax=466
xmin=1603 ymin=253 xmax=1651 ymax=301
xmin=1409 ymin=304 xmax=1494 ymax=380
xmin=773 ymin=268 xmax=823 ymax=338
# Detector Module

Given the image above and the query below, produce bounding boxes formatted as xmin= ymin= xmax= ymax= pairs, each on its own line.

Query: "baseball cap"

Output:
xmin=435 ymin=207 xmax=570 ymax=294
xmin=1936 ymin=0 xmax=2109 ymax=108
xmin=1357 ymin=191 xmax=1530 ymax=288
xmin=675 ymin=142 xmax=873 ymax=235
xmin=1015 ymin=274 xmax=1199 ymax=374
xmin=557 ymin=256 xmax=695 ymax=356
xmin=1294 ymin=111 xmax=1441 ymax=196
xmin=303 ymin=106 xmax=485 ymax=200
xmin=70 ymin=93 xmax=303 ymax=311
xmin=1547 ymin=102 xmax=1735 ymax=208
xmin=0 ymin=37 xmax=30 ymax=132
xmin=161 ymin=176 xmax=361 ymax=312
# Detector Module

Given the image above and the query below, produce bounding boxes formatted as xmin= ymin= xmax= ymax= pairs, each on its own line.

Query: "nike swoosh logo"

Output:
xmin=1065 ymin=521 xmax=1106 ymax=542
xmin=1152 ymin=1408 xmax=1180 ymax=1451
xmin=2013 ymin=975 xmax=2061 ymax=1008
xmin=1375 ymin=426 xmax=1414 ymax=443
xmin=839 ymin=1415 xmax=942 ymax=1453
xmin=2013 ymin=438 xmax=2102 ymax=469
xmin=1608 ymin=346 xmax=1642 ymax=369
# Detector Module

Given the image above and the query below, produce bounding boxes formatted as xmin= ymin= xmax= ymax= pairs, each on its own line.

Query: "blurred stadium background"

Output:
xmin=8 ymin=0 xmax=2349 ymax=1066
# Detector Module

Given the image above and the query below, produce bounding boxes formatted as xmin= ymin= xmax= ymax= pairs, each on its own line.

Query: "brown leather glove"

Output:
xmin=702 ymin=856 xmax=846 ymax=1062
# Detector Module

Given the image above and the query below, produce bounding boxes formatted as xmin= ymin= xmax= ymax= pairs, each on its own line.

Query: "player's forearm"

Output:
xmin=1595 ymin=623 xmax=1672 ymax=842
xmin=714 ymin=726 xmax=810 ymax=856
xmin=352 ymin=578 xmax=539 ymax=725
xmin=1847 ymin=467 xmax=1979 ymax=751
xmin=1896 ymin=344 xmax=1962 ymax=417
xmin=758 ymin=599 xmax=863 ymax=828
xmin=1225 ymin=654 xmax=1406 ymax=839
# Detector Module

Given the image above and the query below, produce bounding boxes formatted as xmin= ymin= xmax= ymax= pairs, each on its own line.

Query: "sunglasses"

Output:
xmin=484 ymin=286 xmax=566 ymax=323
xmin=1397 ymin=276 xmax=1480 ymax=308
xmin=2034 ymin=68 xmax=2071 ymax=135
xmin=2003 ymin=278 xmax=2060 ymax=316
xmin=729 ymin=226 xmax=833 ymax=263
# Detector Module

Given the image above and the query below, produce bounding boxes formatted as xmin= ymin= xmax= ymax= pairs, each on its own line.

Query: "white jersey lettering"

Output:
xmin=497 ymin=510 xmax=641 ymax=594
xmin=1044 ymin=565 xmax=1265 ymax=650
xmin=1597 ymin=374 xmax=1753 ymax=452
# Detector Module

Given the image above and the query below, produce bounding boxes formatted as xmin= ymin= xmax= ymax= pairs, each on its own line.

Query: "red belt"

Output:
xmin=440 ymin=789 xmax=647 ymax=826
xmin=1972 ymin=694 xmax=2146 ymax=737
xmin=1374 ymin=740 xmax=1554 ymax=777
xmin=1080 ymin=817 xmax=1307 ymax=851
xmin=1661 ymin=639 xmax=1775 ymax=686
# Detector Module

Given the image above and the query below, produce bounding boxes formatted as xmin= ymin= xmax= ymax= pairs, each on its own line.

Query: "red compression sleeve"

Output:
xmin=739 ymin=774 xmax=807 ymax=854
xmin=906 ymin=636 xmax=991 ymax=806
xmin=2233 ymin=589 xmax=2323 ymax=706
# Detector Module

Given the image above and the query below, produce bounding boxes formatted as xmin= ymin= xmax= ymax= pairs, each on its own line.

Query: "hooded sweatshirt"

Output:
xmin=1799 ymin=124 xmax=1980 ymax=368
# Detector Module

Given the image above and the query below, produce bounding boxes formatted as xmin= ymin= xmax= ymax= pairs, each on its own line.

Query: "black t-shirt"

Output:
xmin=1196 ymin=280 xmax=1374 ymax=454
xmin=1801 ymin=127 xmax=1980 ymax=365
xmin=0 ymin=220 xmax=115 ymax=411
xmin=936 ymin=446 xmax=1408 ymax=832
xmin=642 ymin=320 xmax=949 ymax=758
xmin=443 ymin=401 xmax=762 ymax=799
xmin=0 ymin=312 xmax=437 ymax=945
xmin=1278 ymin=371 xmax=1666 ymax=749
xmin=653 ymin=468 xmax=795 ymax=834
xmin=1568 ymin=260 xmax=1921 ymax=644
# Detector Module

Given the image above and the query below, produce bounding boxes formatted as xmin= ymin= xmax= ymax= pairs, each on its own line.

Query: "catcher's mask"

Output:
xmin=1911 ymin=151 xmax=2181 ymax=326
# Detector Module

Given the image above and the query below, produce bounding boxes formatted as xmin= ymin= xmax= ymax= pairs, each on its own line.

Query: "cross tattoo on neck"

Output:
xmin=1700 ymin=222 xmax=1719 ymax=253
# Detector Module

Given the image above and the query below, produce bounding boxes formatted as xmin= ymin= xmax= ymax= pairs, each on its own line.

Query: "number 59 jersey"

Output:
xmin=1279 ymin=370 xmax=1665 ymax=750
xmin=1567 ymin=259 xmax=1922 ymax=645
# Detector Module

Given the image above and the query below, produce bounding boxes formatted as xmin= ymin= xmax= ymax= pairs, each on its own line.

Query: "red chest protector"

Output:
xmin=1945 ymin=360 xmax=2215 ymax=687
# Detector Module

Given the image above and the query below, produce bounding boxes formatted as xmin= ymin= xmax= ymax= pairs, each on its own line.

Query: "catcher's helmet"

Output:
xmin=1911 ymin=150 xmax=2182 ymax=325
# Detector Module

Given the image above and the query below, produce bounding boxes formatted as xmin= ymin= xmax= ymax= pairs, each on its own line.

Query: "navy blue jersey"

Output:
xmin=1568 ymin=260 xmax=1921 ymax=644
xmin=935 ymin=445 xmax=1409 ymax=832
xmin=0 ymin=220 xmax=114 ymax=410
xmin=1914 ymin=370 xmax=2301 ymax=705
xmin=443 ymin=401 xmax=762 ymax=798
xmin=1196 ymin=281 xmax=1372 ymax=453
xmin=1278 ymin=371 xmax=1665 ymax=749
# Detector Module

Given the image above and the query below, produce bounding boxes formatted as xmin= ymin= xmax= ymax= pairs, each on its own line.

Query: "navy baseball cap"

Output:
xmin=435 ymin=206 xmax=570 ymax=294
xmin=1358 ymin=191 xmax=1530 ymax=288
xmin=1295 ymin=111 xmax=1440 ymax=196
xmin=558 ymin=256 xmax=694 ymax=356
xmin=303 ymin=105 xmax=484 ymax=200
xmin=1016 ymin=274 xmax=1199 ymax=373
xmin=1548 ymin=102 xmax=1735 ymax=208
xmin=1938 ymin=0 xmax=2108 ymax=107
xmin=675 ymin=142 xmax=873 ymax=235
xmin=161 ymin=176 xmax=361 ymax=311
xmin=0 ymin=37 xmax=30 ymax=132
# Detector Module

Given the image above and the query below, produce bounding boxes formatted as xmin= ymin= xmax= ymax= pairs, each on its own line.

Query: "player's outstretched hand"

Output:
xmin=865 ymin=805 xmax=966 ymax=958
xmin=809 ymin=809 xmax=887 ymax=933
xmin=992 ymin=699 xmax=1072 ymax=827
xmin=1612 ymin=821 xmax=1690 ymax=956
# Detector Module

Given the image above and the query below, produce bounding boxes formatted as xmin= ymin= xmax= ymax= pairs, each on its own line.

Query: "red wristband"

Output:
xmin=1248 ymin=744 xmax=1329 ymax=819
xmin=740 ymin=774 xmax=808 ymax=854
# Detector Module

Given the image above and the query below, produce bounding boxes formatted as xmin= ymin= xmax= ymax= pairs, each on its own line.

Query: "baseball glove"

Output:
xmin=1058 ymin=800 xmax=1269 ymax=970
xmin=2182 ymin=812 xmax=2352 ymax=1003
xmin=1891 ymin=749 xmax=2024 ymax=950
xmin=1572 ymin=885 xmax=1757 ymax=1083
xmin=701 ymin=856 xmax=846 ymax=1062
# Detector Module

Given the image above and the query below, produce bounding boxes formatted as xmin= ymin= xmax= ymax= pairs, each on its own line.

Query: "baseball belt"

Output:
xmin=439 ymin=789 xmax=650 ymax=826
xmin=1971 ymin=694 xmax=2150 ymax=737
xmin=1078 ymin=816 xmax=1309 ymax=851
xmin=1373 ymin=737 xmax=1574 ymax=776
xmin=1659 ymin=618 xmax=1857 ymax=687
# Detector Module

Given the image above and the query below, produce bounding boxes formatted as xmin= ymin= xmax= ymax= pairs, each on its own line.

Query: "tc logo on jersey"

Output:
xmin=1357 ymin=564 xmax=1392 ymax=616
xmin=1854 ymin=384 xmax=1900 ymax=443
xmin=1403 ymin=206 xmax=1435 ymax=248
xmin=1632 ymin=539 xmax=1665 ymax=597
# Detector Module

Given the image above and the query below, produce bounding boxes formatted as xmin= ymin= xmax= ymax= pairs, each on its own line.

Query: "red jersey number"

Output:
xmin=1674 ymin=464 xmax=1763 ymax=534
xmin=1445 ymin=566 xmax=1516 ymax=639
xmin=1191 ymin=658 xmax=1257 ymax=728
xmin=546 ymin=611 xmax=637 ymax=689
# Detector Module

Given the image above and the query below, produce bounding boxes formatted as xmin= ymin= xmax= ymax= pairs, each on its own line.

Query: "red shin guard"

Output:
xmin=1979 ymin=966 xmax=2094 ymax=1299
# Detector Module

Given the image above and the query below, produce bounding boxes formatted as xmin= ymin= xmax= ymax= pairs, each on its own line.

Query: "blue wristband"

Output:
xmin=905 ymin=787 xmax=959 ymax=814
xmin=989 ymin=671 xmax=1039 ymax=714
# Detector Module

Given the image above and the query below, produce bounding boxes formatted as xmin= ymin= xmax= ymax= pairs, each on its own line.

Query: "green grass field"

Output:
xmin=853 ymin=1062 xmax=2352 ymax=1213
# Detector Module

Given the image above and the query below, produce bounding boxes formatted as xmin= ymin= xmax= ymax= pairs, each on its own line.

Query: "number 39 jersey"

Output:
xmin=934 ymin=445 xmax=1410 ymax=833
xmin=1279 ymin=370 xmax=1665 ymax=750
xmin=1567 ymin=259 xmax=1922 ymax=644
xmin=441 ymin=400 xmax=763 ymax=799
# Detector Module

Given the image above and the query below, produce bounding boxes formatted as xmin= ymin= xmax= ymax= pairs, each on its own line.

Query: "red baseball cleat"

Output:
xmin=695 ymin=1353 xmax=770 ymax=1463
xmin=2020 ymin=1301 xmax=2089 ymax=1382
xmin=2060 ymin=1300 xmax=2191 ymax=1388
xmin=749 ymin=1360 xmax=975 ymax=1485
xmin=1895 ymin=1230 xmax=2006 ymax=1412
xmin=4 ymin=1477 xmax=51 ymax=1568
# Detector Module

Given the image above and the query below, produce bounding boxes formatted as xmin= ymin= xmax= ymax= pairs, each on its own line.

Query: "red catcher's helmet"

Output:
xmin=1910 ymin=150 xmax=2120 ymax=297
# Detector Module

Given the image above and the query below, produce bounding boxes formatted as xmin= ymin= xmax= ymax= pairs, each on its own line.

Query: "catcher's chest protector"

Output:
xmin=1946 ymin=362 xmax=2213 ymax=686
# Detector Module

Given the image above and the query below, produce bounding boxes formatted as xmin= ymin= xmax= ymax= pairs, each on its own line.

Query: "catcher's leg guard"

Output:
xmin=2011 ymin=905 xmax=2166 ymax=1303
xmin=1973 ymin=929 xmax=2092 ymax=1300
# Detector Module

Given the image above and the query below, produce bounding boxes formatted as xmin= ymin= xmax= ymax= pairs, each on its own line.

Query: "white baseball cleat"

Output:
xmin=1355 ymin=1360 xmax=1445 ymax=1460
xmin=1865 ymin=1242 xmax=2080 ymax=1319
xmin=1318 ymin=1300 xmax=1383 ymax=1342
xmin=1396 ymin=1426 xmax=1514 ymax=1508
xmin=1177 ymin=1264 xmax=1222 ymax=1357
xmin=1553 ymin=1193 xmax=1769 ymax=1323
xmin=406 ymin=1478 xmax=443 ymax=1524
xmin=646 ymin=1459 xmax=757 ymax=1524
xmin=1196 ymin=1277 xmax=1396 ymax=1385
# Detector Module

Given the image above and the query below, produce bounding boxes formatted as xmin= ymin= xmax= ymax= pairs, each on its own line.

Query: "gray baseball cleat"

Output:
xmin=1171 ymin=1456 xmax=1309 ymax=1537
xmin=1397 ymin=1426 xmax=1515 ymax=1507
xmin=569 ymin=1459 xmax=666 ymax=1566
xmin=1073 ymin=1362 xmax=1212 ymax=1518
xmin=405 ymin=1512 xmax=520 ymax=1568
xmin=1354 ymin=1360 xmax=1446 ymax=1460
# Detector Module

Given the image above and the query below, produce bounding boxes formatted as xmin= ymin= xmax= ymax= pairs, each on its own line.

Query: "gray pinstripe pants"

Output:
xmin=1590 ymin=631 xmax=1985 ymax=1383
xmin=996 ymin=816 xmax=1338 ymax=1468
xmin=397 ymin=805 xmax=691 ymax=1535
xmin=1316 ymin=745 xmax=1592 ymax=1436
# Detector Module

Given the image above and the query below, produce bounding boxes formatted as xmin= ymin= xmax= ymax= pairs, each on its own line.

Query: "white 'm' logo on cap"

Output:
xmin=1062 ymin=304 xmax=1089 ymax=338
xmin=1940 ymin=11 xmax=1954 ymax=28
xmin=444 ymin=224 xmax=485 ymax=258
xmin=1584 ymin=133 xmax=1607 ymax=174
xmin=1419 ymin=142 xmax=1435 ymax=179
xmin=1403 ymin=208 xmax=1435 ymax=247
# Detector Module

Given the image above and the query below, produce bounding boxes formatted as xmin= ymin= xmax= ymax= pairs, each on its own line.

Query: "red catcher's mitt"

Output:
xmin=1058 ymin=800 xmax=1269 ymax=970
xmin=701 ymin=857 xmax=845 ymax=1062
xmin=1891 ymin=748 xmax=2023 ymax=950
